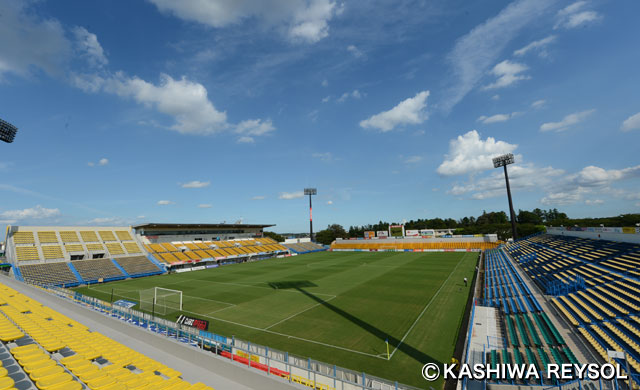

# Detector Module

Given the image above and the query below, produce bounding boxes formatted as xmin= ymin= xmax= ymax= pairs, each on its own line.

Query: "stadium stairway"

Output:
xmin=483 ymin=248 xmax=586 ymax=384
xmin=10 ymin=265 xmax=24 ymax=283
xmin=503 ymin=235 xmax=640 ymax=383
xmin=145 ymin=253 xmax=167 ymax=272
xmin=110 ymin=259 xmax=131 ymax=278
xmin=66 ymin=263 xmax=86 ymax=285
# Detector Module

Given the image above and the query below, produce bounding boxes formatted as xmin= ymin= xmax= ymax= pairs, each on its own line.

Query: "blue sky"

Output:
xmin=1 ymin=0 xmax=639 ymax=236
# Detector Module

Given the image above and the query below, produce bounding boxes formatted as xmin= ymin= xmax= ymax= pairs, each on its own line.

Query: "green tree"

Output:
xmin=517 ymin=209 xmax=543 ymax=225
xmin=263 ymin=231 xmax=285 ymax=242
xmin=315 ymin=224 xmax=349 ymax=245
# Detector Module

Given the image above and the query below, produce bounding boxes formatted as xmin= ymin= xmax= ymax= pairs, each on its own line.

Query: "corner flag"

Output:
xmin=386 ymin=338 xmax=390 ymax=360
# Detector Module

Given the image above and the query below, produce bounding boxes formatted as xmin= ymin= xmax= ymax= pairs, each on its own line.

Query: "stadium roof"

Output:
xmin=133 ymin=223 xmax=275 ymax=229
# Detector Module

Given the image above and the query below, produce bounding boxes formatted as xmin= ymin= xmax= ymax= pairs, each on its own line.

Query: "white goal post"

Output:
xmin=139 ymin=287 xmax=183 ymax=315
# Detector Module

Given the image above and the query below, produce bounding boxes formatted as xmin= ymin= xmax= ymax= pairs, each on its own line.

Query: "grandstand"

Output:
xmin=0 ymin=280 xmax=215 ymax=389
xmin=144 ymin=237 xmax=288 ymax=266
xmin=504 ymin=233 xmax=640 ymax=380
xmin=479 ymin=248 xmax=580 ymax=385
xmin=6 ymin=226 xmax=144 ymax=263
xmin=3 ymin=224 xmax=288 ymax=287
xmin=330 ymin=236 xmax=499 ymax=251
xmin=283 ymin=241 xmax=326 ymax=254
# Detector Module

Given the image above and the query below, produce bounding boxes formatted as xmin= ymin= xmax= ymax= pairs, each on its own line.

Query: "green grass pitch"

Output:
xmin=75 ymin=250 xmax=478 ymax=387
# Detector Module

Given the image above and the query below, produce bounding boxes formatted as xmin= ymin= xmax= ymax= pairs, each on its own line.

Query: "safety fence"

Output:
xmin=39 ymin=285 xmax=424 ymax=390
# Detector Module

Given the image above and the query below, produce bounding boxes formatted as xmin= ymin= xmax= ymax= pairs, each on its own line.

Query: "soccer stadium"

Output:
xmin=1 ymin=1 xmax=640 ymax=390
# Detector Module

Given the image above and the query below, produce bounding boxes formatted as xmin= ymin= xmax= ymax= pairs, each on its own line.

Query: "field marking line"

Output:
xmin=205 ymin=305 xmax=237 ymax=316
xmin=389 ymin=251 xmax=470 ymax=359
xmin=88 ymin=285 xmax=237 ymax=308
xmin=177 ymin=307 xmax=386 ymax=360
xmin=263 ymin=296 xmax=337 ymax=330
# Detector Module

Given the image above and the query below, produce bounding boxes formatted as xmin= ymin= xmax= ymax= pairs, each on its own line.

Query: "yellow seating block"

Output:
xmin=35 ymin=372 xmax=73 ymax=389
xmin=29 ymin=364 xmax=64 ymax=381
xmin=49 ymin=380 xmax=83 ymax=390
xmin=0 ymin=376 xmax=14 ymax=390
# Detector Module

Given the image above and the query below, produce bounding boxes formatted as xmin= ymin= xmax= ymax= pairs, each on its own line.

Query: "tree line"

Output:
xmin=310 ymin=209 xmax=640 ymax=245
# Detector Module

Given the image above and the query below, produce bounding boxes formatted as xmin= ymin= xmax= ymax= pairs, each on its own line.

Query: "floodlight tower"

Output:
xmin=493 ymin=153 xmax=518 ymax=240
xmin=0 ymin=119 xmax=18 ymax=143
xmin=304 ymin=188 xmax=317 ymax=242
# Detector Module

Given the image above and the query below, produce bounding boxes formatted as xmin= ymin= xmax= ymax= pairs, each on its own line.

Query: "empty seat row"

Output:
xmin=0 ymin=282 xmax=215 ymax=389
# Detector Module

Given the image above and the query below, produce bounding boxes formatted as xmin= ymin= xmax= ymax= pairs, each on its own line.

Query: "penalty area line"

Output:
xmin=389 ymin=251 xmax=469 ymax=359
xmin=178 ymin=307 xmax=385 ymax=360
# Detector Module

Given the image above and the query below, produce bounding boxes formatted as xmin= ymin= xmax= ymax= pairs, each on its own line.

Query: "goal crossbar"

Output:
xmin=154 ymin=287 xmax=183 ymax=309
xmin=139 ymin=287 xmax=183 ymax=315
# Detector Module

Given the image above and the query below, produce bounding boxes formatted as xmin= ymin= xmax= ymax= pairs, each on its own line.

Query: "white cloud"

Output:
xmin=531 ymin=99 xmax=546 ymax=109
xmin=483 ymin=60 xmax=530 ymax=90
xmin=73 ymin=26 xmax=108 ymax=68
xmin=555 ymin=2 xmax=602 ymax=29
xmin=235 ymin=119 xmax=275 ymax=142
xmin=491 ymin=95 xmax=500 ymax=101
xmin=289 ymin=0 xmax=339 ymax=43
xmin=0 ymin=1 xmax=71 ymax=79
xmin=477 ymin=112 xmax=520 ymax=124
xmin=321 ymin=79 xmax=328 ymax=87
xmin=77 ymin=71 xmax=275 ymax=141
xmin=181 ymin=180 xmax=210 ymax=188
xmin=337 ymin=89 xmax=362 ymax=103
xmin=360 ymin=90 xmax=430 ymax=132
xmin=322 ymin=96 xmax=330 ymax=103
xmin=237 ymin=136 xmax=255 ymax=143
xmin=0 ymin=205 xmax=61 ymax=224
xmin=540 ymin=109 xmax=594 ymax=132
xmin=279 ymin=191 xmax=304 ymax=200
xmin=514 ymin=35 xmax=556 ymax=57
xmin=148 ymin=0 xmax=339 ymax=44
xmin=443 ymin=0 xmax=555 ymax=110
xmin=450 ymin=164 xmax=564 ymax=200
xmin=347 ymin=45 xmax=364 ymax=58
xmin=198 ymin=204 xmax=212 ymax=208
xmin=537 ymin=165 xmax=640 ymax=205
xmin=252 ymin=195 xmax=265 ymax=200
xmin=312 ymin=152 xmax=336 ymax=162
xmin=88 ymin=158 xmax=109 ymax=167
xmin=157 ymin=200 xmax=174 ymax=205
xmin=540 ymin=190 xmax=585 ymax=205
xmin=105 ymin=73 xmax=228 ymax=135
xmin=326 ymin=200 xmax=333 ymax=205
xmin=437 ymin=130 xmax=518 ymax=176
xmin=621 ymin=112 xmax=640 ymax=132
xmin=585 ymin=199 xmax=604 ymax=205
xmin=405 ymin=156 xmax=423 ymax=164
xmin=0 ymin=162 xmax=11 ymax=171
xmin=572 ymin=165 xmax=640 ymax=187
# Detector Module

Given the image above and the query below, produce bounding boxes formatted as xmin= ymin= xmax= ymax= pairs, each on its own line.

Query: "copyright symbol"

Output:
xmin=422 ymin=363 xmax=440 ymax=381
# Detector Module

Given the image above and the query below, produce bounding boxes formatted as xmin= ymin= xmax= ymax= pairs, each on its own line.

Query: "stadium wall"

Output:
xmin=546 ymin=226 xmax=640 ymax=244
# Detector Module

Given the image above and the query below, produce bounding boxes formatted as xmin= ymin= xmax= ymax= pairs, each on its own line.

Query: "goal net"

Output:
xmin=139 ymin=287 xmax=183 ymax=315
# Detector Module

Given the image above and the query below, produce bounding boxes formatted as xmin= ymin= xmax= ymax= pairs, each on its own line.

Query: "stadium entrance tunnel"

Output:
xmin=269 ymin=280 xmax=439 ymax=367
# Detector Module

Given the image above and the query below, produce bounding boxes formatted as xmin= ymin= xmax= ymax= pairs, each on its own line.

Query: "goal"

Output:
xmin=139 ymin=287 xmax=183 ymax=315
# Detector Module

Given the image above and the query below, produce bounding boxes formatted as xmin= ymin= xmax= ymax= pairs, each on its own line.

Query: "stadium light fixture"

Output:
xmin=493 ymin=153 xmax=518 ymax=240
xmin=0 ymin=118 xmax=18 ymax=143
xmin=304 ymin=188 xmax=317 ymax=242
